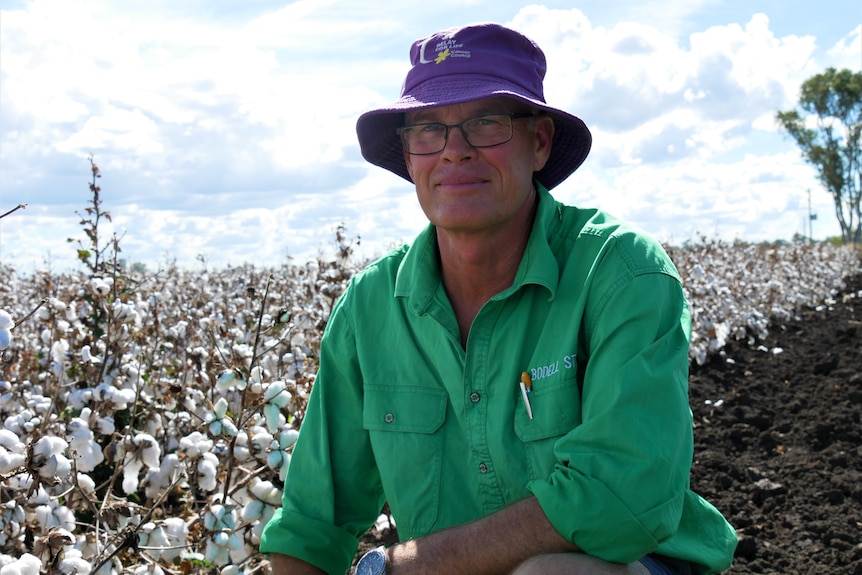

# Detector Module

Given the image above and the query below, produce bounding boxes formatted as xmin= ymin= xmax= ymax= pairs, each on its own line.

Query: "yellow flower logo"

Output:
xmin=435 ymin=48 xmax=451 ymax=64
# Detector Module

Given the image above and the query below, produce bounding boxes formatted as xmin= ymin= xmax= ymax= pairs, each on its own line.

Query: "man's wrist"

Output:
xmin=355 ymin=546 xmax=388 ymax=575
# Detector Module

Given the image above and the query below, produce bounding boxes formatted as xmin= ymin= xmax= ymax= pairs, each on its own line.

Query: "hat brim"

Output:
xmin=356 ymin=75 xmax=591 ymax=190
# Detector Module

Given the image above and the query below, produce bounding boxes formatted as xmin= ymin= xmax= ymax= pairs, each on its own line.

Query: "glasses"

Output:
xmin=397 ymin=112 xmax=537 ymax=155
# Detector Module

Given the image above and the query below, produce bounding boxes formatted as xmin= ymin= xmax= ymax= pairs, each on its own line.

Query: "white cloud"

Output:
xmin=0 ymin=1 xmax=854 ymax=273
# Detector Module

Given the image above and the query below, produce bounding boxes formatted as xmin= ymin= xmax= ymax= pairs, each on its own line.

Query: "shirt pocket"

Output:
xmin=363 ymin=385 xmax=447 ymax=538
xmin=513 ymin=376 xmax=582 ymax=479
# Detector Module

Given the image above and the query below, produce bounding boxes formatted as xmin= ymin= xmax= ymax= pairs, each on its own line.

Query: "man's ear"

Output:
xmin=404 ymin=150 xmax=415 ymax=180
xmin=533 ymin=114 xmax=555 ymax=172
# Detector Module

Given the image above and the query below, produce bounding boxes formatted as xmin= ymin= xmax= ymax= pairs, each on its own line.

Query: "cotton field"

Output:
xmin=0 ymin=240 xmax=859 ymax=575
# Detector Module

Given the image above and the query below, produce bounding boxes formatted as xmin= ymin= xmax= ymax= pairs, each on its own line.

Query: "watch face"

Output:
xmin=356 ymin=547 xmax=386 ymax=575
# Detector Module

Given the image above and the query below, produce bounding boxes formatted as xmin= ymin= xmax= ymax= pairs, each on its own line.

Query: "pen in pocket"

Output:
xmin=519 ymin=371 xmax=533 ymax=419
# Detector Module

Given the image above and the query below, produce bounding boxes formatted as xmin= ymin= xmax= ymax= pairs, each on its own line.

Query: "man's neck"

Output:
xmin=435 ymin=190 xmax=538 ymax=346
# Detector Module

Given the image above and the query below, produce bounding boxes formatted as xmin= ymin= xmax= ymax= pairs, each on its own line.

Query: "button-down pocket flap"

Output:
xmin=364 ymin=385 xmax=447 ymax=433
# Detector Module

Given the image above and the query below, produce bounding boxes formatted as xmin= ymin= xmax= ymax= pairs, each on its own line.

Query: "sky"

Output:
xmin=1 ymin=0 xmax=860 ymax=274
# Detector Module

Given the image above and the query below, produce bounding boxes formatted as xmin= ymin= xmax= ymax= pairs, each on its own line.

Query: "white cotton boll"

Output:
xmin=58 ymin=549 xmax=91 ymax=575
xmin=40 ymin=452 xmax=72 ymax=478
xmin=50 ymin=338 xmax=69 ymax=363
xmin=263 ymin=404 xmax=282 ymax=434
xmin=250 ymin=479 xmax=282 ymax=506
xmin=249 ymin=366 xmax=265 ymax=384
xmin=111 ymin=387 xmax=137 ymax=408
xmin=89 ymin=278 xmax=111 ymax=296
xmin=68 ymin=388 xmax=93 ymax=410
xmin=0 ymin=430 xmax=22 ymax=453
xmin=93 ymin=383 xmax=114 ymax=402
xmin=179 ymin=431 xmax=213 ymax=458
xmin=133 ymin=434 xmax=161 ymax=469
xmin=133 ymin=565 xmax=164 ymax=575
xmin=0 ymin=553 xmax=42 ymax=575
xmin=122 ymin=459 xmax=144 ymax=495
xmin=34 ymin=504 xmax=55 ymax=528
xmin=197 ymin=455 xmax=218 ymax=492
xmin=0 ymin=450 xmax=25 ymax=474
xmin=64 ymin=302 xmax=78 ymax=322
xmin=68 ymin=419 xmax=104 ymax=472
xmin=205 ymin=538 xmax=230 ymax=565
xmin=0 ymin=329 xmax=11 ymax=351
xmin=53 ymin=505 xmax=75 ymax=532
xmin=0 ymin=310 xmax=13 ymax=330
xmin=240 ymin=499 xmax=264 ymax=523
xmin=93 ymin=415 xmax=115 ymax=435
xmin=279 ymin=428 xmax=299 ymax=449
xmin=76 ymin=473 xmax=96 ymax=495
xmin=144 ymin=453 xmax=180 ymax=500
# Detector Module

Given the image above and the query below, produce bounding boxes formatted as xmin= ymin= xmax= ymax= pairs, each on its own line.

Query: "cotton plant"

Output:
xmin=266 ymin=428 xmax=299 ymax=482
xmin=262 ymin=380 xmax=292 ymax=433
xmin=205 ymin=397 xmax=239 ymax=437
xmin=203 ymin=504 xmax=242 ymax=565
xmin=138 ymin=517 xmax=188 ymax=563
xmin=239 ymin=477 xmax=283 ymax=544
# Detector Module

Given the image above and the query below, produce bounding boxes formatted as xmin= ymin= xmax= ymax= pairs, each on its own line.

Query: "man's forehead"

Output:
xmin=406 ymin=97 xmax=520 ymax=122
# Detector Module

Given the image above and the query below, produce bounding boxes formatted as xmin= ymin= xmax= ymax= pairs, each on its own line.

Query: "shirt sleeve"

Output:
xmin=528 ymin=262 xmax=694 ymax=564
xmin=259 ymin=286 xmax=385 ymax=574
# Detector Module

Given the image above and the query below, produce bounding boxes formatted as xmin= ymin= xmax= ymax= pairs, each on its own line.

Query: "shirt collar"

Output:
xmin=394 ymin=183 xmax=562 ymax=312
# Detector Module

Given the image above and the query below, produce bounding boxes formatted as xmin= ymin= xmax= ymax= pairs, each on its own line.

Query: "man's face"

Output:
xmin=403 ymin=97 xmax=554 ymax=238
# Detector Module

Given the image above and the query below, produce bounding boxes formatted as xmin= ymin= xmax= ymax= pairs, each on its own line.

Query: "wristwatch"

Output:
xmin=355 ymin=546 xmax=387 ymax=575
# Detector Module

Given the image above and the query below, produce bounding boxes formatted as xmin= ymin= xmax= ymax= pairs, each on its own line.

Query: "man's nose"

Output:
xmin=440 ymin=125 xmax=474 ymax=159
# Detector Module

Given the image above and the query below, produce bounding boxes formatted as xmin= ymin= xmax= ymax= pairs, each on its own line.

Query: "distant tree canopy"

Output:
xmin=777 ymin=67 xmax=862 ymax=245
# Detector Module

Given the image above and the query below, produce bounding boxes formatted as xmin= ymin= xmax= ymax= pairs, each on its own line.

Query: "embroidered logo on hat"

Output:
xmin=418 ymin=35 xmax=471 ymax=65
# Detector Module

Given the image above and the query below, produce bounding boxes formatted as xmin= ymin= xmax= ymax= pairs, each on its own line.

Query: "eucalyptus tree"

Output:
xmin=777 ymin=68 xmax=862 ymax=244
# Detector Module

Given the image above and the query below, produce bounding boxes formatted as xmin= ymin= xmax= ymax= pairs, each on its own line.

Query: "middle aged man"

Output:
xmin=260 ymin=22 xmax=737 ymax=575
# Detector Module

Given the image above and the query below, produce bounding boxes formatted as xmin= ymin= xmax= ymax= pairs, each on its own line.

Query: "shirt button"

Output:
xmin=479 ymin=463 xmax=488 ymax=474
xmin=384 ymin=413 xmax=395 ymax=423
xmin=470 ymin=392 xmax=481 ymax=403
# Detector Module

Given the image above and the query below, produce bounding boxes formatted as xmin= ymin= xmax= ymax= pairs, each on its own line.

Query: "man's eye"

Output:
xmin=419 ymin=123 xmax=445 ymax=133
xmin=471 ymin=116 xmax=504 ymax=128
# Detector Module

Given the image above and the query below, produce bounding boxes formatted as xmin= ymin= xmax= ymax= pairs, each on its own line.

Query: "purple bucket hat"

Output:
xmin=356 ymin=22 xmax=591 ymax=190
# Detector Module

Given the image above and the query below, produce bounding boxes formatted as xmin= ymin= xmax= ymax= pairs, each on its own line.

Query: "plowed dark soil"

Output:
xmin=689 ymin=272 xmax=862 ymax=574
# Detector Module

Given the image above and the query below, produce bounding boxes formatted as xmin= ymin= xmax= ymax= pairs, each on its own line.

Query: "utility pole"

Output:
xmin=807 ymin=189 xmax=817 ymax=243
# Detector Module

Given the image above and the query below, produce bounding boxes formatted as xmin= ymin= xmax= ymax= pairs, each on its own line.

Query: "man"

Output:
xmin=260 ymin=23 xmax=737 ymax=575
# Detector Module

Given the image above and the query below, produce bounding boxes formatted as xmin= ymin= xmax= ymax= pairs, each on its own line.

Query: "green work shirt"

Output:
xmin=260 ymin=185 xmax=737 ymax=574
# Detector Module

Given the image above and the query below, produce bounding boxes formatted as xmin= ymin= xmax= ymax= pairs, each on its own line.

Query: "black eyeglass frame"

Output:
xmin=396 ymin=112 xmax=538 ymax=156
